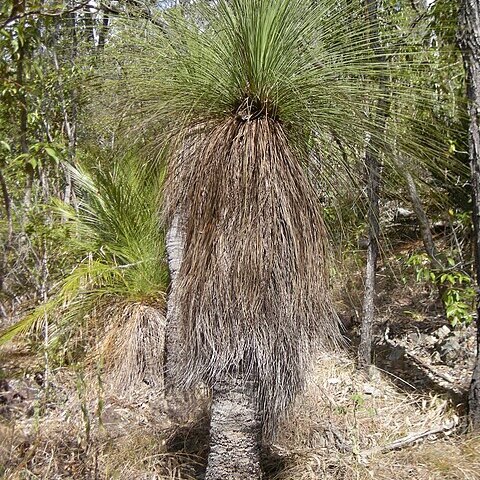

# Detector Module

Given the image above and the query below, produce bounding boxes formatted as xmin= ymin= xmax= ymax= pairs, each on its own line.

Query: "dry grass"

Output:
xmin=1 ymin=350 xmax=479 ymax=479
xmin=272 ymin=352 xmax=478 ymax=479
xmin=165 ymin=117 xmax=342 ymax=435
xmin=90 ymin=302 xmax=166 ymax=396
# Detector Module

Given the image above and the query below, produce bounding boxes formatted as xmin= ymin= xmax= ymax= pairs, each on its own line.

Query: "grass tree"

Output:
xmin=100 ymin=0 xmax=447 ymax=477
xmin=0 ymin=157 xmax=169 ymax=394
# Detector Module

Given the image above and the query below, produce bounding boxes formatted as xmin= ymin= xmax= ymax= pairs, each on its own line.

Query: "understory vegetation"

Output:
xmin=1 ymin=0 xmax=480 ymax=478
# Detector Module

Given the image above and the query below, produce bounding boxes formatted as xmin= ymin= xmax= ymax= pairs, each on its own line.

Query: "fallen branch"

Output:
xmin=359 ymin=417 xmax=458 ymax=459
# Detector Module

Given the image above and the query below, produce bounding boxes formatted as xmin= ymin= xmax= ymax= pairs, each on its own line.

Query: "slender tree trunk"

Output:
xmin=458 ymin=0 xmax=480 ymax=430
xmin=0 ymin=167 xmax=12 ymax=297
xmin=165 ymin=214 xmax=185 ymax=385
xmin=358 ymin=0 xmax=389 ymax=370
xmin=205 ymin=376 xmax=262 ymax=480
xmin=403 ymin=168 xmax=442 ymax=270
xmin=52 ymin=15 xmax=77 ymax=207
xmin=97 ymin=11 xmax=109 ymax=51
xmin=400 ymin=157 xmax=445 ymax=273
xmin=358 ymin=146 xmax=381 ymax=370
xmin=0 ymin=167 xmax=12 ymax=247
xmin=401 ymin=163 xmax=448 ymax=303
xmin=16 ymin=40 xmax=33 ymax=209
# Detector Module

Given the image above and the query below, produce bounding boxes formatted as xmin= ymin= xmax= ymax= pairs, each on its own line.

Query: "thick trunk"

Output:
xmin=206 ymin=376 xmax=262 ymax=480
xmin=165 ymin=214 xmax=263 ymax=477
xmin=458 ymin=0 xmax=480 ymax=430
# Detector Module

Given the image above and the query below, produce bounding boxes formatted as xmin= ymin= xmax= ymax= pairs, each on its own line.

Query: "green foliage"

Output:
xmin=100 ymin=0 xmax=451 ymax=169
xmin=0 ymin=155 xmax=168 ymax=356
xmin=406 ymin=251 xmax=475 ymax=327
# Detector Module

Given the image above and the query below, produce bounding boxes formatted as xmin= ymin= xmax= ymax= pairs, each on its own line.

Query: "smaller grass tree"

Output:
xmin=0 ymin=155 xmax=169 ymax=394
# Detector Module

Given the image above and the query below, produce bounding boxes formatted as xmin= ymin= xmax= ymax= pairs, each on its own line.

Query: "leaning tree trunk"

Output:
xmin=403 ymin=168 xmax=442 ymax=270
xmin=458 ymin=0 xmax=480 ymax=430
xmin=205 ymin=376 xmax=262 ymax=480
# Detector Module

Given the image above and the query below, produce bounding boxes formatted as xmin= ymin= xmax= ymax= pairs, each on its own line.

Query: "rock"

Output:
xmin=435 ymin=325 xmax=451 ymax=340
xmin=437 ymin=337 xmax=462 ymax=366
xmin=388 ymin=345 xmax=404 ymax=362
xmin=424 ymin=335 xmax=438 ymax=347
xmin=407 ymin=331 xmax=422 ymax=344
xmin=363 ymin=384 xmax=380 ymax=396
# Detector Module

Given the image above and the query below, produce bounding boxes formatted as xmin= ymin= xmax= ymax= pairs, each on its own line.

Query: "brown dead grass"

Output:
xmin=1 ymin=350 xmax=479 ymax=479
xmin=272 ymin=352 xmax=478 ymax=480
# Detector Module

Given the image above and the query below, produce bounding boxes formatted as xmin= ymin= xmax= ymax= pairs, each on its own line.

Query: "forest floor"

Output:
xmin=1 ymin=239 xmax=480 ymax=479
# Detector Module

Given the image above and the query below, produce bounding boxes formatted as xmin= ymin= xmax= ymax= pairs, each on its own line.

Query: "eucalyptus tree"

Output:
xmin=458 ymin=0 xmax=480 ymax=429
xmin=101 ymin=0 xmax=446 ymax=477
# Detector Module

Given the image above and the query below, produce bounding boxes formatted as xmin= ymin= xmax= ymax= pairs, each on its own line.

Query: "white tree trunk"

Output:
xmin=165 ymin=214 xmax=185 ymax=384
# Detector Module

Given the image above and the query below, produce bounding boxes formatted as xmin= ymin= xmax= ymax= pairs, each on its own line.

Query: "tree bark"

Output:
xmin=165 ymin=214 xmax=263 ymax=478
xmin=358 ymin=146 xmax=381 ymax=370
xmin=16 ymin=38 xmax=33 ymax=209
xmin=402 ymin=164 xmax=449 ymax=304
xmin=97 ymin=11 xmax=109 ymax=51
xmin=404 ymin=170 xmax=441 ymax=268
xmin=205 ymin=376 xmax=262 ymax=480
xmin=0 ymin=167 xmax=12 ymax=247
xmin=0 ymin=167 xmax=12 ymax=296
xmin=358 ymin=0 xmax=389 ymax=370
xmin=52 ymin=14 xmax=78 ymax=207
xmin=458 ymin=0 xmax=480 ymax=430
xmin=164 ymin=214 xmax=185 ymax=385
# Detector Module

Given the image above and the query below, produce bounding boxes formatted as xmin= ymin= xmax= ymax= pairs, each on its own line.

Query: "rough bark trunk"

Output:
xmin=358 ymin=0 xmax=389 ymax=370
xmin=16 ymin=40 xmax=33 ymax=209
xmin=358 ymin=147 xmax=380 ymax=371
xmin=205 ymin=376 xmax=262 ymax=480
xmin=458 ymin=0 xmax=480 ymax=430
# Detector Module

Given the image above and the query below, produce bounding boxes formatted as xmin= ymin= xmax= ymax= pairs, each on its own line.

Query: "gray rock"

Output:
xmin=435 ymin=325 xmax=451 ymax=340
xmin=430 ymin=351 xmax=442 ymax=364
xmin=437 ymin=337 xmax=462 ymax=366
xmin=424 ymin=335 xmax=438 ymax=347
xmin=407 ymin=331 xmax=422 ymax=344
xmin=388 ymin=345 xmax=404 ymax=362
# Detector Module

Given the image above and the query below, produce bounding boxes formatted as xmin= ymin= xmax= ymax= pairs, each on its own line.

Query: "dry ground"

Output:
xmin=1 ymin=237 xmax=479 ymax=479
xmin=1 ymin=348 xmax=479 ymax=480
